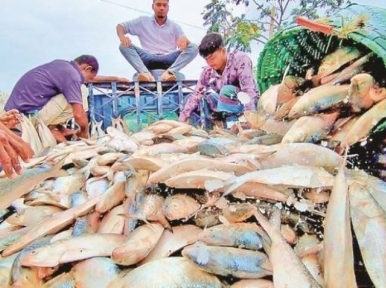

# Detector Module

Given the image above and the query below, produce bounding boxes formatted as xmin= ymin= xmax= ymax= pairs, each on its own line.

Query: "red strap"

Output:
xmin=296 ymin=16 xmax=334 ymax=35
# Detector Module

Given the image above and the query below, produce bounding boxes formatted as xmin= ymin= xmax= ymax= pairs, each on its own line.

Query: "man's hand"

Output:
xmin=72 ymin=104 xmax=89 ymax=140
xmin=116 ymin=77 xmax=130 ymax=83
xmin=120 ymin=36 xmax=132 ymax=47
xmin=0 ymin=109 xmax=21 ymax=129
xmin=77 ymin=128 xmax=89 ymax=139
xmin=177 ymin=36 xmax=189 ymax=51
xmin=0 ymin=129 xmax=33 ymax=178
xmin=178 ymin=114 xmax=188 ymax=123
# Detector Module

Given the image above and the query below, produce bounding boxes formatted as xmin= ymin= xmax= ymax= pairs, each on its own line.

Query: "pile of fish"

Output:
xmin=0 ymin=118 xmax=384 ymax=287
xmin=246 ymin=45 xmax=386 ymax=155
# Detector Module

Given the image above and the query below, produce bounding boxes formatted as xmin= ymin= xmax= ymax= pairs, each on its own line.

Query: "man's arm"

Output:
xmin=117 ymin=17 xmax=142 ymax=47
xmin=88 ymin=75 xmax=130 ymax=83
xmin=178 ymin=69 xmax=208 ymax=122
xmin=237 ymin=54 xmax=258 ymax=111
xmin=71 ymin=104 xmax=89 ymax=139
xmin=174 ymin=22 xmax=190 ymax=50
xmin=117 ymin=24 xmax=132 ymax=47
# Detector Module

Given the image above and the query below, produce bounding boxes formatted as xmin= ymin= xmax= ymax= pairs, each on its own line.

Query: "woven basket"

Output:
xmin=256 ymin=3 xmax=386 ymax=180
xmin=256 ymin=3 xmax=386 ymax=93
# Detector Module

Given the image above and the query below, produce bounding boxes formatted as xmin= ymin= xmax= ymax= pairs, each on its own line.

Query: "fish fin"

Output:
xmin=118 ymin=213 xmax=144 ymax=222
xmin=76 ymin=166 xmax=91 ymax=180
xmin=35 ymin=147 xmax=52 ymax=158
xmin=218 ymin=215 xmax=230 ymax=226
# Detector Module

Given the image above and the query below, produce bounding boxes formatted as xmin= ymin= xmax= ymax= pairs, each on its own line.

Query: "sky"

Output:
xmin=0 ymin=0 xmax=384 ymax=94
xmin=0 ymin=0 xmax=213 ymax=93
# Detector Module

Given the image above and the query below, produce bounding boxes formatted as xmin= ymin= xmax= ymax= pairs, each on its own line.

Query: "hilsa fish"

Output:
xmin=323 ymin=152 xmax=357 ymax=288
xmin=0 ymin=160 xmax=66 ymax=211
xmin=110 ymin=257 xmax=222 ymax=287
xmin=182 ymin=241 xmax=272 ymax=279
xmin=317 ymin=46 xmax=361 ymax=78
xmin=281 ymin=112 xmax=339 ymax=144
xmin=288 ymin=84 xmax=349 ymax=119
xmin=253 ymin=208 xmax=321 ymax=287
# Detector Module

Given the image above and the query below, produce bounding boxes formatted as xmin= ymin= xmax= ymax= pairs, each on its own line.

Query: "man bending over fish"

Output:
xmin=178 ymin=33 xmax=258 ymax=129
xmin=4 ymin=55 xmax=128 ymax=143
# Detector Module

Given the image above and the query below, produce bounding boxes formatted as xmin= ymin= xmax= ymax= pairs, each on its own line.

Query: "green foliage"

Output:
xmin=202 ymin=0 xmax=352 ymax=51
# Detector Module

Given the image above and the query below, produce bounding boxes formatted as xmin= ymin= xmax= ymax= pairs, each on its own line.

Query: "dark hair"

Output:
xmin=74 ymin=55 xmax=99 ymax=73
xmin=198 ymin=33 xmax=224 ymax=58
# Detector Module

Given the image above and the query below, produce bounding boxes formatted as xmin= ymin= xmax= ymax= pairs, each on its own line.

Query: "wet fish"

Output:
xmin=98 ymin=204 xmax=125 ymax=234
xmin=182 ymin=241 xmax=272 ymax=278
xmin=112 ymin=223 xmax=164 ymax=266
xmin=198 ymin=223 xmax=264 ymax=250
xmin=230 ymin=279 xmax=274 ymax=288
xmin=163 ymin=194 xmax=201 ymax=221
xmin=20 ymin=233 xmax=126 ymax=267
xmin=10 ymin=236 xmax=53 ymax=287
xmin=165 ymin=169 xmax=236 ymax=191
xmin=72 ymin=257 xmax=121 ymax=288
xmin=142 ymin=224 xmax=202 ymax=264
xmin=224 ymin=165 xmax=334 ymax=194
xmin=95 ymin=171 xmax=126 ymax=213
xmin=127 ymin=193 xmax=171 ymax=231
xmin=274 ymin=97 xmax=301 ymax=120
xmin=253 ymin=208 xmax=321 ymax=287
xmin=281 ymin=112 xmax=339 ymax=143
xmin=41 ymin=272 xmax=75 ymax=288
xmin=0 ymin=160 xmax=66 ymax=211
xmin=347 ymin=73 xmax=375 ymax=112
xmin=328 ymin=116 xmax=359 ymax=146
xmin=258 ymin=142 xmax=343 ymax=173
xmin=317 ymin=46 xmax=361 ymax=78
xmin=257 ymin=84 xmax=280 ymax=116
xmin=110 ymin=257 xmax=221 ymax=288
xmin=340 ymin=97 xmax=386 ymax=147
xmin=2 ymin=194 xmax=104 ymax=257
xmin=6 ymin=205 xmax=63 ymax=227
xmin=323 ymin=153 xmax=357 ymax=288
xmin=288 ymin=84 xmax=349 ymax=119
xmin=148 ymin=157 xmax=252 ymax=184
xmin=331 ymin=52 xmax=373 ymax=85
xmin=349 ymin=181 xmax=386 ymax=287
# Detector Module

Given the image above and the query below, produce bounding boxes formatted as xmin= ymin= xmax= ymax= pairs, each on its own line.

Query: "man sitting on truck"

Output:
xmin=178 ymin=33 xmax=258 ymax=129
xmin=4 ymin=55 xmax=100 ymax=142
xmin=116 ymin=0 xmax=198 ymax=82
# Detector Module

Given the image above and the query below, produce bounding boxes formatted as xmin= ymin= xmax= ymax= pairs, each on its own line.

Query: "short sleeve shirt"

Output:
xmin=5 ymin=60 xmax=85 ymax=113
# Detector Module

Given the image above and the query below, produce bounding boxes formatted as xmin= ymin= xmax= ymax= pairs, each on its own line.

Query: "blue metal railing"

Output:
xmin=87 ymin=80 xmax=205 ymax=131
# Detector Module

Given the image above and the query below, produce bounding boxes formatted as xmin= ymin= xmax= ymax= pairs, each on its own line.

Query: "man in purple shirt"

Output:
xmin=179 ymin=33 xmax=258 ymax=129
xmin=116 ymin=0 xmax=198 ymax=82
xmin=5 ymin=55 xmax=99 ymax=142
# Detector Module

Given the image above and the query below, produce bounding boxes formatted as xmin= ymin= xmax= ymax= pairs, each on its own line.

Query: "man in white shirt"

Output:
xmin=116 ymin=0 xmax=198 ymax=82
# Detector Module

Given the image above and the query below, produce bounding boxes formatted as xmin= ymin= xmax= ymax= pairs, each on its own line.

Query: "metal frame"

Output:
xmin=87 ymin=80 xmax=202 ymax=131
